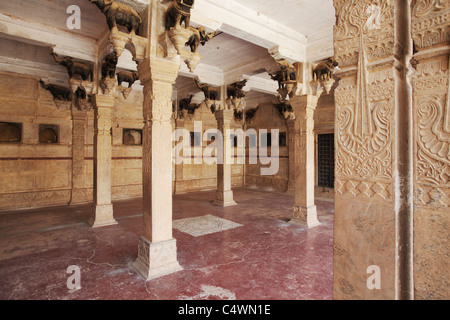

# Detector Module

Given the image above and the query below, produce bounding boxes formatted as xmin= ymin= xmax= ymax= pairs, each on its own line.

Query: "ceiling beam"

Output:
xmin=191 ymin=0 xmax=307 ymax=63
xmin=0 ymin=13 xmax=97 ymax=62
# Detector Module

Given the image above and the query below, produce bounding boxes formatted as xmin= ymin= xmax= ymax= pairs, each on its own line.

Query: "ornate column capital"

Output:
xmin=175 ymin=118 xmax=185 ymax=128
xmin=138 ymin=58 xmax=180 ymax=85
xmin=71 ymin=109 xmax=88 ymax=120
xmin=93 ymin=94 xmax=115 ymax=109
xmin=290 ymin=94 xmax=319 ymax=113
xmin=214 ymin=109 xmax=234 ymax=124
xmin=286 ymin=118 xmax=296 ymax=128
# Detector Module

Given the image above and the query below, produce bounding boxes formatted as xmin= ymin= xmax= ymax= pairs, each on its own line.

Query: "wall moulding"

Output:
xmin=0 ymin=189 xmax=72 ymax=211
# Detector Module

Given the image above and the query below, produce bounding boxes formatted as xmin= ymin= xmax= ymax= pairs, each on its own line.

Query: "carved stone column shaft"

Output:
xmin=286 ymin=119 xmax=296 ymax=193
xmin=332 ymin=0 xmax=416 ymax=300
xmin=133 ymin=58 xmax=183 ymax=281
xmin=174 ymin=118 xmax=185 ymax=194
xmin=290 ymin=94 xmax=320 ymax=228
xmin=89 ymin=94 xmax=117 ymax=228
xmin=214 ymin=109 xmax=237 ymax=207
xmin=71 ymin=109 xmax=87 ymax=203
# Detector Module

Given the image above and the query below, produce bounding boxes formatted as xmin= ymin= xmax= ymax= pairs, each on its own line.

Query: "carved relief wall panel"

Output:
xmin=334 ymin=0 xmax=449 ymax=300
xmin=333 ymin=0 xmax=397 ymax=300
xmin=411 ymin=0 xmax=449 ymax=300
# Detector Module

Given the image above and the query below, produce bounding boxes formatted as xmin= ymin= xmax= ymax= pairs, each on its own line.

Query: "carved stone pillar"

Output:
xmin=411 ymin=0 xmax=449 ymax=300
xmin=213 ymin=109 xmax=237 ymax=207
xmin=333 ymin=0 xmax=416 ymax=300
xmin=289 ymin=95 xmax=320 ymax=228
xmin=132 ymin=58 xmax=183 ymax=280
xmin=88 ymin=94 xmax=117 ymax=228
xmin=71 ymin=109 xmax=88 ymax=204
xmin=174 ymin=118 xmax=185 ymax=194
xmin=286 ymin=119 xmax=296 ymax=193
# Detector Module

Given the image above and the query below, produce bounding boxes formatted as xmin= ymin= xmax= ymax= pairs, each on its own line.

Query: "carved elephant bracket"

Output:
xmin=52 ymin=53 xmax=93 ymax=82
xmin=74 ymin=86 xmax=94 ymax=111
xmin=108 ymin=28 xmax=148 ymax=62
xmin=89 ymin=0 xmax=142 ymax=35
xmin=194 ymin=77 xmax=220 ymax=101
xmin=39 ymin=80 xmax=73 ymax=110
xmin=275 ymin=102 xmax=295 ymax=120
xmin=227 ymin=80 xmax=247 ymax=100
xmin=116 ymin=71 xmax=139 ymax=99
xmin=311 ymin=57 xmax=338 ymax=94
xmin=161 ymin=0 xmax=220 ymax=72
xmin=269 ymin=59 xmax=298 ymax=100
xmin=40 ymin=80 xmax=72 ymax=102
xmin=178 ymin=95 xmax=200 ymax=119
xmin=89 ymin=0 xmax=147 ymax=61
xmin=165 ymin=0 xmax=195 ymax=31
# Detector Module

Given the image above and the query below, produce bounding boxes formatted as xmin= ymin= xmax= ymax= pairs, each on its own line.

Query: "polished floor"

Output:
xmin=0 ymin=188 xmax=334 ymax=300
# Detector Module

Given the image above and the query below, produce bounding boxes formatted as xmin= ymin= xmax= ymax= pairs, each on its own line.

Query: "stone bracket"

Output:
xmin=109 ymin=28 xmax=148 ymax=62
xmin=159 ymin=26 xmax=203 ymax=72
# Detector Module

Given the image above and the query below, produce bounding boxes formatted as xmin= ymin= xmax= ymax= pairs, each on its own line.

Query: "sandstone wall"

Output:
xmin=173 ymin=102 xmax=244 ymax=193
xmin=0 ymin=71 xmax=146 ymax=210
xmin=245 ymin=102 xmax=289 ymax=191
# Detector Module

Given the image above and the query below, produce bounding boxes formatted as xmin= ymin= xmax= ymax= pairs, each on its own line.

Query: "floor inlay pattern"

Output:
xmin=173 ymin=214 xmax=243 ymax=237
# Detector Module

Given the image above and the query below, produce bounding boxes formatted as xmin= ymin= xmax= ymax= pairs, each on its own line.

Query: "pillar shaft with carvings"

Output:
xmin=333 ymin=0 xmax=413 ymax=300
xmin=214 ymin=109 xmax=237 ymax=207
xmin=289 ymin=95 xmax=320 ymax=228
xmin=89 ymin=94 xmax=117 ymax=227
xmin=174 ymin=118 xmax=185 ymax=194
xmin=286 ymin=119 xmax=296 ymax=193
xmin=133 ymin=58 xmax=183 ymax=280
xmin=411 ymin=0 xmax=449 ymax=300
xmin=71 ymin=109 xmax=88 ymax=203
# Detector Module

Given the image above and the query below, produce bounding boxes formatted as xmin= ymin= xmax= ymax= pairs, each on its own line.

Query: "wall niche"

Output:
xmin=0 ymin=122 xmax=22 ymax=143
xmin=39 ymin=124 xmax=59 ymax=144
xmin=123 ymin=129 xmax=143 ymax=146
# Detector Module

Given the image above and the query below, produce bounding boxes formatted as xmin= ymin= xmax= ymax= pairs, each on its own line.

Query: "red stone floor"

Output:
xmin=0 ymin=187 xmax=334 ymax=300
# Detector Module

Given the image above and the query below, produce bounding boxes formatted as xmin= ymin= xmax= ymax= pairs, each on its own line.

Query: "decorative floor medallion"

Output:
xmin=173 ymin=215 xmax=243 ymax=237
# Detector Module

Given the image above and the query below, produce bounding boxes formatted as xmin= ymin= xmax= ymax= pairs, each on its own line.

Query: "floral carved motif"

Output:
xmin=334 ymin=0 xmax=394 ymax=66
xmin=411 ymin=0 xmax=449 ymax=208
xmin=414 ymin=94 xmax=449 ymax=207
xmin=412 ymin=0 xmax=450 ymax=49
xmin=334 ymin=0 xmax=395 ymax=186
xmin=335 ymin=95 xmax=393 ymax=181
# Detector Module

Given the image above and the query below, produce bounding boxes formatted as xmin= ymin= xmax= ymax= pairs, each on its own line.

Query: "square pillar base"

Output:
xmin=133 ymin=237 xmax=183 ymax=281
xmin=289 ymin=205 xmax=321 ymax=229
xmin=88 ymin=204 xmax=117 ymax=228
xmin=213 ymin=190 xmax=237 ymax=207
xmin=285 ymin=181 xmax=295 ymax=194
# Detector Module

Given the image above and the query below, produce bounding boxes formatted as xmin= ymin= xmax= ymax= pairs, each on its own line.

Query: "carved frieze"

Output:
xmin=413 ymin=77 xmax=449 ymax=210
xmin=411 ymin=0 xmax=450 ymax=50
xmin=335 ymin=76 xmax=394 ymax=182
xmin=334 ymin=0 xmax=394 ymax=67
xmin=336 ymin=179 xmax=392 ymax=200
xmin=411 ymin=1 xmax=449 ymax=211
xmin=334 ymin=0 xmax=395 ymax=186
